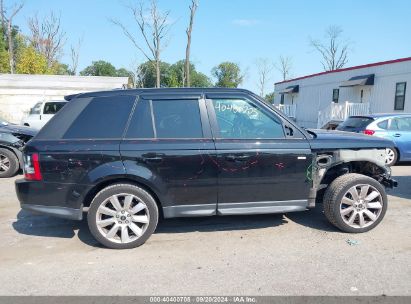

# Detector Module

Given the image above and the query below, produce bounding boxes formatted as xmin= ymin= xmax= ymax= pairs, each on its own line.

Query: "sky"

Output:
xmin=11 ymin=0 xmax=411 ymax=93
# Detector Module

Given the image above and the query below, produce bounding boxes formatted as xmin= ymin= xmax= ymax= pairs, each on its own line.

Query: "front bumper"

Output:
xmin=15 ymin=179 xmax=90 ymax=221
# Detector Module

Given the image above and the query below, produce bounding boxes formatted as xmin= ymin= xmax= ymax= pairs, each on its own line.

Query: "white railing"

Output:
xmin=317 ymin=101 xmax=370 ymax=128
xmin=274 ymin=104 xmax=297 ymax=118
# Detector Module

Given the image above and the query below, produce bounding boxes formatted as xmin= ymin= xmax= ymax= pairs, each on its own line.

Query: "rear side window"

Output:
xmin=152 ymin=99 xmax=203 ymax=138
xmin=63 ymin=96 xmax=135 ymax=139
xmin=377 ymin=119 xmax=388 ymax=130
xmin=336 ymin=117 xmax=374 ymax=130
xmin=36 ymin=95 xmax=136 ymax=140
xmin=43 ymin=102 xmax=66 ymax=114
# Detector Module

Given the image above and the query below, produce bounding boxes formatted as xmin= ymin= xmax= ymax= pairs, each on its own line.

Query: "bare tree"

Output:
xmin=255 ymin=58 xmax=274 ymax=97
xmin=275 ymin=55 xmax=293 ymax=81
xmin=0 ymin=0 xmax=5 ymax=32
xmin=3 ymin=1 xmax=23 ymax=73
xmin=184 ymin=0 xmax=198 ymax=87
xmin=128 ymin=59 xmax=144 ymax=88
xmin=310 ymin=25 xmax=349 ymax=71
xmin=111 ymin=0 xmax=172 ymax=88
xmin=28 ymin=12 xmax=66 ymax=68
xmin=70 ymin=36 xmax=83 ymax=75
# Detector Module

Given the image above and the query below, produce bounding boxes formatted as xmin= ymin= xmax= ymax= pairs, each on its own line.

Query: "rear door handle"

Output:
xmin=142 ymin=153 xmax=163 ymax=163
xmin=393 ymin=133 xmax=401 ymax=137
xmin=225 ymin=154 xmax=250 ymax=162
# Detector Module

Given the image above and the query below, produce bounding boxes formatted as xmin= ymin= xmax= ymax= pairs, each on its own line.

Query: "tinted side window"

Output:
xmin=43 ymin=102 xmax=66 ymax=114
xmin=390 ymin=117 xmax=411 ymax=131
xmin=377 ymin=119 xmax=388 ymax=130
xmin=125 ymin=99 xmax=154 ymax=138
xmin=63 ymin=95 xmax=135 ymax=139
xmin=152 ymin=99 xmax=203 ymax=138
xmin=212 ymin=99 xmax=284 ymax=139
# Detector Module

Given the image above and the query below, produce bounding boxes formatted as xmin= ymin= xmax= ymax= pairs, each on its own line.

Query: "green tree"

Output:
xmin=116 ymin=67 xmax=134 ymax=87
xmin=15 ymin=46 xmax=48 ymax=74
xmin=166 ymin=60 xmax=212 ymax=87
xmin=191 ymin=71 xmax=212 ymax=87
xmin=136 ymin=61 xmax=171 ymax=88
xmin=264 ymin=92 xmax=275 ymax=104
xmin=0 ymin=28 xmax=10 ymax=72
xmin=212 ymin=62 xmax=243 ymax=88
xmin=53 ymin=63 xmax=73 ymax=75
xmin=80 ymin=60 xmax=117 ymax=76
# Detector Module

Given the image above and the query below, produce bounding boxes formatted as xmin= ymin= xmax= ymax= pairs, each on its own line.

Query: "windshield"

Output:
xmin=336 ymin=117 xmax=374 ymax=130
xmin=30 ymin=102 xmax=42 ymax=115
xmin=43 ymin=102 xmax=67 ymax=115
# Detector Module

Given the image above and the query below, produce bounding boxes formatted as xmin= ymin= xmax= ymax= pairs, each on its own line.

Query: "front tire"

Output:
xmin=323 ymin=173 xmax=387 ymax=233
xmin=0 ymin=148 xmax=19 ymax=178
xmin=88 ymin=183 xmax=159 ymax=249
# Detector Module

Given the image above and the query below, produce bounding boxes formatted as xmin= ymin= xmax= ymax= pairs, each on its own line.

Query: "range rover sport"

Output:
xmin=15 ymin=88 xmax=397 ymax=249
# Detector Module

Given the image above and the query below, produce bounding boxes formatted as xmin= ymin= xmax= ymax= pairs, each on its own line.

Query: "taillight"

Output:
xmin=24 ymin=153 xmax=42 ymax=181
xmin=363 ymin=129 xmax=375 ymax=136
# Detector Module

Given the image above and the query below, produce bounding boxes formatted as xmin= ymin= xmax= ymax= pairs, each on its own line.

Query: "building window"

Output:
xmin=280 ymin=94 xmax=284 ymax=104
xmin=332 ymin=89 xmax=339 ymax=103
xmin=360 ymin=89 xmax=364 ymax=103
xmin=394 ymin=82 xmax=406 ymax=110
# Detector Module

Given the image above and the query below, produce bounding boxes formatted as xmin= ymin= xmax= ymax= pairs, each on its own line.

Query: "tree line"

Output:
xmin=0 ymin=0 xmax=351 ymax=102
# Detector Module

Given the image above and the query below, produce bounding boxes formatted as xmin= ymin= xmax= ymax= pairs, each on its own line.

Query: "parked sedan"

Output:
xmin=0 ymin=116 xmax=37 ymax=178
xmin=336 ymin=114 xmax=411 ymax=165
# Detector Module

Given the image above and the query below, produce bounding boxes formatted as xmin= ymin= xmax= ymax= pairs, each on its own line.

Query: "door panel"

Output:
xmin=206 ymin=95 xmax=312 ymax=212
xmin=121 ymin=140 xmax=218 ymax=214
xmin=120 ymin=96 xmax=218 ymax=218
xmin=215 ymin=140 xmax=312 ymax=204
xmin=388 ymin=117 xmax=411 ymax=160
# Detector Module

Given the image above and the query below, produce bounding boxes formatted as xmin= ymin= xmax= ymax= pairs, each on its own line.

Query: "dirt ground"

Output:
xmin=0 ymin=165 xmax=410 ymax=295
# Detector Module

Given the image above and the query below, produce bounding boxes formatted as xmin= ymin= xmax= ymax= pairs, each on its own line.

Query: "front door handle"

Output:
xmin=393 ymin=133 xmax=401 ymax=137
xmin=225 ymin=154 xmax=250 ymax=162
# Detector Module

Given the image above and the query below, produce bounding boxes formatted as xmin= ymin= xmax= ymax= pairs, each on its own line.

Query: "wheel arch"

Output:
xmin=82 ymin=176 xmax=164 ymax=218
xmin=321 ymin=161 xmax=388 ymax=186
xmin=311 ymin=159 xmax=391 ymax=207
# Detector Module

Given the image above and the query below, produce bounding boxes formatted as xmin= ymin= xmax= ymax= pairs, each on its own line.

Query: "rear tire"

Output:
xmin=0 ymin=148 xmax=19 ymax=178
xmin=88 ymin=183 xmax=159 ymax=249
xmin=323 ymin=173 xmax=387 ymax=233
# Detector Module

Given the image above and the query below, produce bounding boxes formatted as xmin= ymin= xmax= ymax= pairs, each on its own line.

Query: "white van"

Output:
xmin=22 ymin=100 xmax=67 ymax=129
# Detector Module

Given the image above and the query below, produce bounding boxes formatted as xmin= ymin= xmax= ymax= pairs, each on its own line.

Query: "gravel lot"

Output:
xmin=0 ymin=165 xmax=410 ymax=296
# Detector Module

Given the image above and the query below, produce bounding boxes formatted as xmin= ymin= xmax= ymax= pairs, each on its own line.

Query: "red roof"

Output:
xmin=275 ymin=56 xmax=411 ymax=85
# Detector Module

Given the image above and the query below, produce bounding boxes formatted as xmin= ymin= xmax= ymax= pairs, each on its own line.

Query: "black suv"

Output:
xmin=15 ymin=88 xmax=397 ymax=249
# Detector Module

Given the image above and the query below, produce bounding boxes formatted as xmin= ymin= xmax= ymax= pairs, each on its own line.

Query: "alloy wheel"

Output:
xmin=340 ymin=184 xmax=383 ymax=229
xmin=0 ymin=154 xmax=10 ymax=173
xmin=95 ymin=193 xmax=150 ymax=244
xmin=385 ymin=148 xmax=396 ymax=165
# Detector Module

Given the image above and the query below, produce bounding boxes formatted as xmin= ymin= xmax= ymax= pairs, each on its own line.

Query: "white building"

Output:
xmin=0 ymin=74 xmax=128 ymax=123
xmin=274 ymin=57 xmax=411 ymax=128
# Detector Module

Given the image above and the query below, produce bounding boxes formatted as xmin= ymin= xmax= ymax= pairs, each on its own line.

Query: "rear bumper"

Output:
xmin=15 ymin=178 xmax=91 ymax=221
xmin=21 ymin=204 xmax=83 ymax=220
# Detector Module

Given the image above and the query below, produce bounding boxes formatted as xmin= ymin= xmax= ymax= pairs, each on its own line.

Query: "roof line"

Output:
xmin=274 ymin=56 xmax=411 ymax=85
